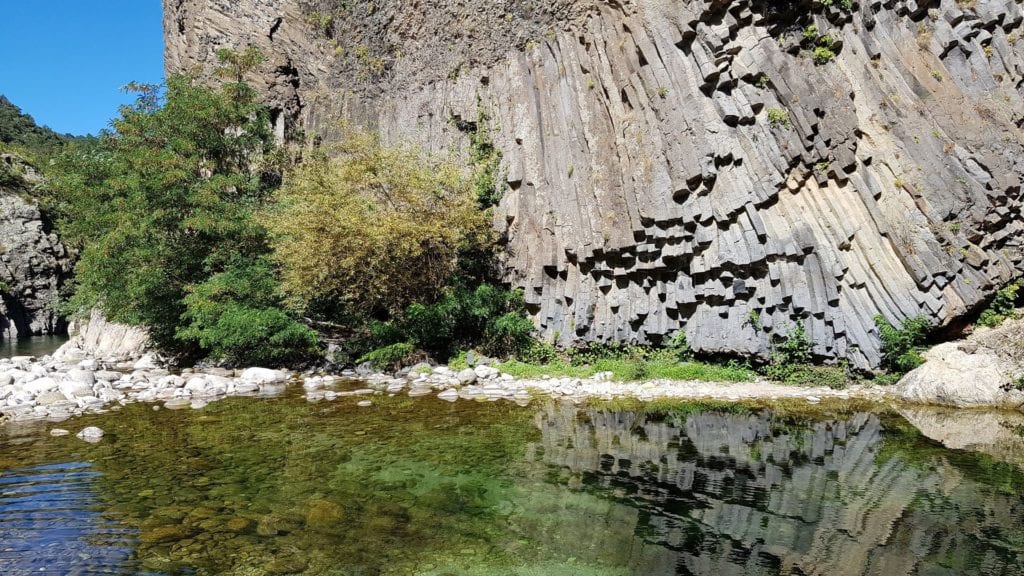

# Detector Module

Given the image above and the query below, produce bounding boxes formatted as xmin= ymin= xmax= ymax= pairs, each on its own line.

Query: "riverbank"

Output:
xmin=0 ymin=349 xmax=895 ymax=425
xmin=11 ymin=308 xmax=1024 ymax=424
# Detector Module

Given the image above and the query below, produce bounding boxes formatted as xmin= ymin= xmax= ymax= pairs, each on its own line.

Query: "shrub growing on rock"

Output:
xmin=978 ymin=281 xmax=1021 ymax=328
xmin=875 ymin=314 xmax=930 ymax=375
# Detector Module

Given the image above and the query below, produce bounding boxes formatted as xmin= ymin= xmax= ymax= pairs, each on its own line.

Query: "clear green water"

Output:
xmin=2 ymin=391 xmax=1024 ymax=575
xmin=0 ymin=335 xmax=69 ymax=358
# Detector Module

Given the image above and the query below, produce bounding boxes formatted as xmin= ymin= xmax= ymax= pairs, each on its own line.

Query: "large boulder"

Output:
xmin=897 ymin=316 xmax=1024 ymax=409
xmin=239 ymin=367 xmax=288 ymax=384
xmin=53 ymin=309 xmax=151 ymax=363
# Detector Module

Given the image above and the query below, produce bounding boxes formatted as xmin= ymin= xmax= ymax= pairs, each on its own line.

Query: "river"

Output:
xmin=1 ymin=388 xmax=1023 ymax=575
xmin=0 ymin=335 xmax=69 ymax=359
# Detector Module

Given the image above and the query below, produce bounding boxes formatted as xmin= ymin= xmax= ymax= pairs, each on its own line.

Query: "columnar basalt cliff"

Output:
xmin=166 ymin=0 xmax=1024 ymax=368
xmin=0 ymin=154 xmax=71 ymax=338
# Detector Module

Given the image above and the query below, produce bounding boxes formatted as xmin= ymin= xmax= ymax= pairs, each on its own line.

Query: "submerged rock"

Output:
xmin=76 ymin=426 xmax=104 ymax=442
xmin=438 ymin=389 xmax=460 ymax=402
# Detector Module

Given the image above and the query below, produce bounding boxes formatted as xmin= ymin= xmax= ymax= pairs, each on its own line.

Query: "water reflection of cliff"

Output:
xmin=525 ymin=404 xmax=1024 ymax=576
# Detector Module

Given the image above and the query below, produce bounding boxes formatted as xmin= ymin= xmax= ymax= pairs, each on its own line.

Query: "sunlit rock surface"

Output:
xmin=0 ymin=154 xmax=71 ymax=339
xmin=166 ymin=0 xmax=1024 ymax=368
xmin=897 ymin=314 xmax=1024 ymax=407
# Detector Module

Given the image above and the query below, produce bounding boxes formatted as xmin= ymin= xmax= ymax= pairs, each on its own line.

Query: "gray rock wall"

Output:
xmin=0 ymin=154 xmax=71 ymax=338
xmin=165 ymin=0 xmax=1024 ymax=368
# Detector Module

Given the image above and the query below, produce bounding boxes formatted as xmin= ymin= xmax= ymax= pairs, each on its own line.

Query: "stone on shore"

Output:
xmin=76 ymin=427 xmax=104 ymax=442
xmin=456 ymin=368 xmax=477 ymax=385
xmin=131 ymin=352 xmax=160 ymax=370
xmin=896 ymin=315 xmax=1024 ymax=408
xmin=240 ymin=367 xmax=288 ymax=384
xmin=473 ymin=365 xmax=499 ymax=380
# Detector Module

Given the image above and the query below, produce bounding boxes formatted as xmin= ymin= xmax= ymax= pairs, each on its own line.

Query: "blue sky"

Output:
xmin=0 ymin=1 xmax=164 ymax=136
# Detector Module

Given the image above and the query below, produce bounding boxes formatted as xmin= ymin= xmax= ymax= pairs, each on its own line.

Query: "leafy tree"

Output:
xmin=177 ymin=257 xmax=319 ymax=365
xmin=267 ymin=128 xmax=492 ymax=318
xmin=50 ymin=48 xmax=316 ymax=363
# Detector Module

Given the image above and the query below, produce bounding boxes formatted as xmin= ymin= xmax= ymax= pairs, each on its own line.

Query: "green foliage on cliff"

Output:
xmin=978 ymin=281 xmax=1021 ymax=328
xmin=875 ymin=314 xmax=930 ymax=376
xmin=49 ymin=49 xmax=317 ymax=364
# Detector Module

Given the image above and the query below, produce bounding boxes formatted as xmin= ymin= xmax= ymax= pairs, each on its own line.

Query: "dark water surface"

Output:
xmin=0 ymin=336 xmax=69 ymax=359
xmin=2 ymin=391 xmax=1024 ymax=575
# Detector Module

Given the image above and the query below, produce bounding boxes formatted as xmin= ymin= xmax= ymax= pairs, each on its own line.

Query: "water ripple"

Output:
xmin=0 ymin=461 xmax=150 ymax=576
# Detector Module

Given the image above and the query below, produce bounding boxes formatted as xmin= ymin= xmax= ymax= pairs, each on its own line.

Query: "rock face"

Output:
xmin=896 ymin=313 xmax=1024 ymax=407
xmin=165 ymin=0 xmax=1024 ymax=368
xmin=0 ymin=153 xmax=72 ymax=338
xmin=53 ymin=309 xmax=151 ymax=364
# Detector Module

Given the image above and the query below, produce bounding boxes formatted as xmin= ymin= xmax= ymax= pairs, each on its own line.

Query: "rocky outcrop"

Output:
xmin=53 ymin=309 xmax=151 ymax=364
xmin=165 ymin=0 xmax=1024 ymax=369
xmin=0 ymin=153 xmax=71 ymax=338
xmin=896 ymin=312 xmax=1024 ymax=407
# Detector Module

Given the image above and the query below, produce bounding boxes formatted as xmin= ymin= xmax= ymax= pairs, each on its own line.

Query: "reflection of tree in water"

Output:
xmin=528 ymin=404 xmax=1024 ymax=576
xmin=5 ymin=397 xmax=1024 ymax=576
xmin=1 ymin=394 xmax=549 ymax=575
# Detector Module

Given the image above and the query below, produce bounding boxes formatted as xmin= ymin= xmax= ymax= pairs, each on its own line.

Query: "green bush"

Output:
xmin=875 ymin=314 xmax=930 ymax=374
xmin=667 ymin=331 xmax=693 ymax=361
xmin=764 ymin=322 xmax=813 ymax=381
xmin=358 ymin=342 xmax=416 ymax=370
xmin=177 ymin=258 xmax=319 ymax=366
xmin=356 ymin=284 xmax=536 ymax=363
xmin=978 ymin=281 xmax=1021 ymax=327
xmin=267 ymin=128 xmax=490 ymax=317
xmin=518 ymin=339 xmax=560 ymax=364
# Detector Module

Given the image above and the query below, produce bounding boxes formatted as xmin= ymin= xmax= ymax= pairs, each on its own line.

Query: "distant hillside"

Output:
xmin=0 ymin=95 xmax=79 ymax=159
